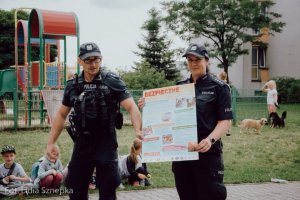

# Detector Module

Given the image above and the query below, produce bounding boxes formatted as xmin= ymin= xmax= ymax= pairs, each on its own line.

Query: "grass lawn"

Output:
xmin=0 ymin=104 xmax=299 ymax=199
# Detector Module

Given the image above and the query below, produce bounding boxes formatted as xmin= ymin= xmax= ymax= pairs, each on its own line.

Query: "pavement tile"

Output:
xmin=30 ymin=181 xmax=300 ymax=200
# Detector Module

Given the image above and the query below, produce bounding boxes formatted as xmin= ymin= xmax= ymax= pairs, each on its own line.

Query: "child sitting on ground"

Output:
xmin=34 ymin=144 xmax=63 ymax=189
xmin=0 ymin=145 xmax=32 ymax=197
xmin=118 ymin=138 xmax=151 ymax=187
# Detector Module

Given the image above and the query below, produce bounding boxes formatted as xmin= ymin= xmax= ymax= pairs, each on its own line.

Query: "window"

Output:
xmin=251 ymin=46 xmax=266 ymax=81
xmin=258 ymin=47 xmax=265 ymax=68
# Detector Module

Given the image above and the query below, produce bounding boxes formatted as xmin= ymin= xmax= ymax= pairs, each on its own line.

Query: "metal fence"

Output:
xmin=0 ymin=89 xmax=298 ymax=130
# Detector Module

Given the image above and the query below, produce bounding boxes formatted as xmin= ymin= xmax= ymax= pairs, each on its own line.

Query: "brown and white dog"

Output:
xmin=238 ymin=118 xmax=268 ymax=134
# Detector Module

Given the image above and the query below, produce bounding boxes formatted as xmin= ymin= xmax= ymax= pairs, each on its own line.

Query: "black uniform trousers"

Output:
xmin=65 ymin=138 xmax=121 ymax=200
xmin=172 ymin=153 xmax=227 ymax=200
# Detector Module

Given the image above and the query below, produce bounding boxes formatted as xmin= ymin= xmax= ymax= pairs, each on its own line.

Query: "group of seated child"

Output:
xmin=0 ymin=144 xmax=64 ymax=198
xmin=0 ymin=138 xmax=151 ymax=198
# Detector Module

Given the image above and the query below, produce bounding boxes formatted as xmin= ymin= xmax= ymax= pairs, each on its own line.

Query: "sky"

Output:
xmin=0 ymin=0 xmax=186 ymax=72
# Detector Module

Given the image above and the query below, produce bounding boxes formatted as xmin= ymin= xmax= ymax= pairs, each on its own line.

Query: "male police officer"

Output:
xmin=46 ymin=42 xmax=142 ymax=200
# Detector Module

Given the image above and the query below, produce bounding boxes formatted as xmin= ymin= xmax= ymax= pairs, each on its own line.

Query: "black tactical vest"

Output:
xmin=70 ymin=71 xmax=118 ymax=136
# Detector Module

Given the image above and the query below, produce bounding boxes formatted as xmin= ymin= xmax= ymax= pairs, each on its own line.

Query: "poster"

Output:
xmin=142 ymin=84 xmax=198 ymax=163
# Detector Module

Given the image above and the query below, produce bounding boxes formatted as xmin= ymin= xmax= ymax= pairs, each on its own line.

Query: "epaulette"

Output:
xmin=176 ymin=77 xmax=191 ymax=85
xmin=212 ymin=77 xmax=225 ymax=86
xmin=102 ymin=71 xmax=127 ymax=92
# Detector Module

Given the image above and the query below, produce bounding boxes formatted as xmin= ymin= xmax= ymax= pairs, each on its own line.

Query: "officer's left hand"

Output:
xmin=138 ymin=97 xmax=145 ymax=109
xmin=194 ymin=138 xmax=212 ymax=153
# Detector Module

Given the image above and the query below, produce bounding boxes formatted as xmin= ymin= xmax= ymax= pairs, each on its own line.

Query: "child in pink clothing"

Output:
xmin=34 ymin=145 xmax=63 ymax=189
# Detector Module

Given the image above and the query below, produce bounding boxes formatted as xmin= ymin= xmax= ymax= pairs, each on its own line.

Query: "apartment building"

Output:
xmin=224 ymin=0 xmax=300 ymax=93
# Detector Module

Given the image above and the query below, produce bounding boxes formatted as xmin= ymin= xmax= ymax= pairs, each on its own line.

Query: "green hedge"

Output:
xmin=273 ymin=76 xmax=300 ymax=103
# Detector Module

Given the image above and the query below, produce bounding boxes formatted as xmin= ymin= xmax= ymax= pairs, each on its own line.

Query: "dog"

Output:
xmin=238 ymin=118 xmax=268 ymax=134
xmin=269 ymin=111 xmax=287 ymax=128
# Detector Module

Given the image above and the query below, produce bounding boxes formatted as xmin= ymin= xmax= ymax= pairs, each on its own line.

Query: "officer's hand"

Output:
xmin=187 ymin=142 xmax=198 ymax=152
xmin=194 ymin=138 xmax=212 ymax=153
xmin=46 ymin=143 xmax=56 ymax=158
xmin=138 ymin=97 xmax=145 ymax=109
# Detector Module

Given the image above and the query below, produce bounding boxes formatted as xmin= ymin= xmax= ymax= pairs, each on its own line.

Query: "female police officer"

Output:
xmin=174 ymin=43 xmax=232 ymax=200
xmin=46 ymin=42 xmax=142 ymax=200
xmin=138 ymin=43 xmax=232 ymax=200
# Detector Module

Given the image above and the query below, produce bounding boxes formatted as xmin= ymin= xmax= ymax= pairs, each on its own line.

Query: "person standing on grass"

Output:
xmin=46 ymin=42 xmax=142 ymax=200
xmin=139 ymin=43 xmax=232 ymax=200
xmin=262 ymin=80 xmax=278 ymax=114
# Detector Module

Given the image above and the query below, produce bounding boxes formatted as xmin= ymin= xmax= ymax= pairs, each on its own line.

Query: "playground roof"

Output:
xmin=17 ymin=20 xmax=57 ymax=46
xmin=28 ymin=8 xmax=79 ymax=39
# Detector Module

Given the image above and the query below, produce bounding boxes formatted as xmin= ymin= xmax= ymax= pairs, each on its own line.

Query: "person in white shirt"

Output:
xmin=262 ymin=80 xmax=278 ymax=114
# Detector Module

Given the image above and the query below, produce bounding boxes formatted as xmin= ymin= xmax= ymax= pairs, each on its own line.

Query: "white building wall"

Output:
xmin=267 ymin=0 xmax=300 ymax=79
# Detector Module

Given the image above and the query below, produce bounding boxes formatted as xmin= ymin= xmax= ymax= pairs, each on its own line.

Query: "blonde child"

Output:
xmin=262 ymin=80 xmax=278 ymax=113
xmin=0 ymin=145 xmax=32 ymax=196
xmin=34 ymin=144 xmax=63 ymax=189
xmin=118 ymin=138 xmax=151 ymax=187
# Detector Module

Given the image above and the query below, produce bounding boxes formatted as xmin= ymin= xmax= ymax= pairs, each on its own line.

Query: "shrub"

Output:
xmin=273 ymin=76 xmax=300 ymax=103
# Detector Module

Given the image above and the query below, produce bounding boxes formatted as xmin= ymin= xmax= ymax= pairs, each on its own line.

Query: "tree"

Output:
xmin=0 ymin=9 xmax=57 ymax=70
xmin=135 ymin=7 xmax=180 ymax=81
xmin=163 ymin=0 xmax=285 ymax=82
xmin=118 ymin=61 xmax=175 ymax=90
xmin=0 ymin=9 xmax=27 ymax=69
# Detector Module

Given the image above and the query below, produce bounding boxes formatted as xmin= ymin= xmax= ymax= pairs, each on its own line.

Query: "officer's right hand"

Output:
xmin=46 ymin=143 xmax=56 ymax=158
xmin=138 ymin=97 xmax=145 ymax=109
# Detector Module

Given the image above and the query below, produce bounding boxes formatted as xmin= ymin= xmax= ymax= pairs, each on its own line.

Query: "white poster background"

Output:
xmin=142 ymin=84 xmax=198 ymax=163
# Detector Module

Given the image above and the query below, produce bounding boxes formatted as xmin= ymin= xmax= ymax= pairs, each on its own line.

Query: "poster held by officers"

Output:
xmin=142 ymin=84 xmax=198 ymax=163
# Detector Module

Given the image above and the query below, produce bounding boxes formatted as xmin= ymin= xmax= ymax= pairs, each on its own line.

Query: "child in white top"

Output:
xmin=262 ymin=80 xmax=278 ymax=113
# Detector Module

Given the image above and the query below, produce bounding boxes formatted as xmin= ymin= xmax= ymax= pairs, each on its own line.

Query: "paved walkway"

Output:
xmin=32 ymin=181 xmax=300 ymax=200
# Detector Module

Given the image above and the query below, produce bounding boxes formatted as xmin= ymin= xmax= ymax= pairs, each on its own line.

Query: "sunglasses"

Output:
xmin=84 ymin=58 xmax=101 ymax=64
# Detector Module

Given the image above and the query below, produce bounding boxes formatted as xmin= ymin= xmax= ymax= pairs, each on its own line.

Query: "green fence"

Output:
xmin=0 ymin=89 xmax=298 ymax=130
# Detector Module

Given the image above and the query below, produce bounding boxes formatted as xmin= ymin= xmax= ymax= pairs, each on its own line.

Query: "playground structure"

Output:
xmin=0 ymin=8 xmax=80 ymax=129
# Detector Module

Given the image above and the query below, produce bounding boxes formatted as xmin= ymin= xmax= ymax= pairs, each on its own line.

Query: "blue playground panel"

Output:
xmin=46 ymin=66 xmax=59 ymax=87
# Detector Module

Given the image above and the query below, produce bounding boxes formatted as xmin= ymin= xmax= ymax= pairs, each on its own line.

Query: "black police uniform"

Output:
xmin=62 ymin=70 xmax=131 ymax=200
xmin=172 ymin=74 xmax=233 ymax=200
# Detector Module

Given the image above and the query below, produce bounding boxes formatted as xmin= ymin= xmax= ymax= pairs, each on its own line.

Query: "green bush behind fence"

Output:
xmin=0 ymin=89 xmax=298 ymax=130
